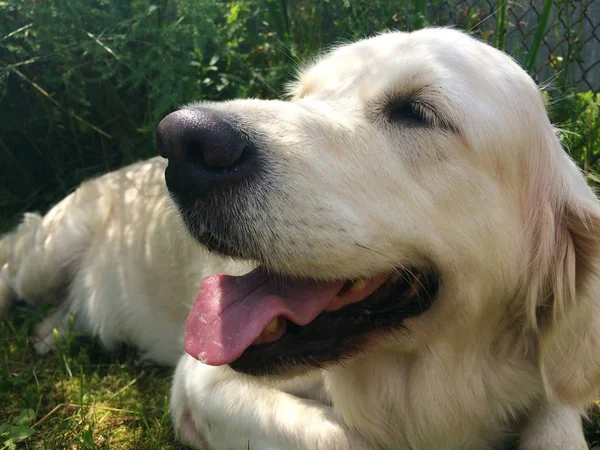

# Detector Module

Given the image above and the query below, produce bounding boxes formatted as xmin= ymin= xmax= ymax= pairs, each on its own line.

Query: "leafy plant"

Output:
xmin=0 ymin=408 xmax=36 ymax=450
xmin=550 ymin=91 xmax=600 ymax=173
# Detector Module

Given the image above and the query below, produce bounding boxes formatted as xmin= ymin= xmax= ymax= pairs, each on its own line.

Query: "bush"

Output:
xmin=0 ymin=0 xmax=230 ymax=228
xmin=550 ymin=91 xmax=600 ymax=175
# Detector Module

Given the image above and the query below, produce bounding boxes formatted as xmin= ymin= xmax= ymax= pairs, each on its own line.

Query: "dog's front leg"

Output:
xmin=170 ymin=354 xmax=373 ymax=450
xmin=518 ymin=399 xmax=587 ymax=450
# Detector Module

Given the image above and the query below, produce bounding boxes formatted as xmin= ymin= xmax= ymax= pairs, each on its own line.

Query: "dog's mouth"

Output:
xmin=184 ymin=266 xmax=439 ymax=376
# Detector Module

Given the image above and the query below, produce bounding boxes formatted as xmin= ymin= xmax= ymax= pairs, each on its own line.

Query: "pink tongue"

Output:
xmin=184 ymin=268 xmax=344 ymax=366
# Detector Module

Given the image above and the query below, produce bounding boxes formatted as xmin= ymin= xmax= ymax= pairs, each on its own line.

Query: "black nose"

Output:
xmin=157 ymin=108 xmax=254 ymax=195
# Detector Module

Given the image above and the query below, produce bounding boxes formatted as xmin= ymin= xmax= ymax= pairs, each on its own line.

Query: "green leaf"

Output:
xmin=13 ymin=409 xmax=35 ymax=426
xmin=81 ymin=426 xmax=95 ymax=448
xmin=2 ymin=424 xmax=35 ymax=448
xmin=0 ymin=423 xmax=10 ymax=435
xmin=6 ymin=425 xmax=36 ymax=442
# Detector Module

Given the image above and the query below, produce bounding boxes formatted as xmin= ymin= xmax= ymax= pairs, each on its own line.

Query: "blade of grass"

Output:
xmin=8 ymin=68 xmax=112 ymax=139
xmin=0 ymin=23 xmax=33 ymax=42
xmin=525 ymin=0 xmax=554 ymax=73
xmin=494 ymin=0 xmax=508 ymax=50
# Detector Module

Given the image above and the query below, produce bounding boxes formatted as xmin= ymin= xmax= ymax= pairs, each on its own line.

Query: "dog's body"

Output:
xmin=1 ymin=27 xmax=598 ymax=449
xmin=0 ymin=158 xmax=249 ymax=365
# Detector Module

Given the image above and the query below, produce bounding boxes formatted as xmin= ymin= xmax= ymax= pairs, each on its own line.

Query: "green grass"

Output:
xmin=1 ymin=306 xmax=185 ymax=450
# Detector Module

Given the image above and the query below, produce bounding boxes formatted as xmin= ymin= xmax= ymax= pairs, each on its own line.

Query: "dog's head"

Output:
xmin=158 ymin=28 xmax=600 ymax=405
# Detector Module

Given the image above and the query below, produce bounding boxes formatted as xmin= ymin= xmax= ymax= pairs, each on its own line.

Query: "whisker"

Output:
xmin=355 ymin=243 xmax=387 ymax=258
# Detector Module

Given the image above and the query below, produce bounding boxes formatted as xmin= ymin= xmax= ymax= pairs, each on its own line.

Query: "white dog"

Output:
xmin=1 ymin=28 xmax=597 ymax=449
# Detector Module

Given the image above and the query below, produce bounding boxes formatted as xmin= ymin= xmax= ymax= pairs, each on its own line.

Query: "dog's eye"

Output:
xmin=386 ymin=101 xmax=439 ymax=125
xmin=386 ymin=101 xmax=429 ymax=124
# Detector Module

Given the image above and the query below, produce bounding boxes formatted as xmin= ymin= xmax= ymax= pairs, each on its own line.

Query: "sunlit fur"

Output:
xmin=0 ymin=159 xmax=249 ymax=365
xmin=1 ymin=27 xmax=598 ymax=449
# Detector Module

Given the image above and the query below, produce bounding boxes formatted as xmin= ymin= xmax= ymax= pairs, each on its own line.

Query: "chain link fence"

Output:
xmin=427 ymin=0 xmax=599 ymax=91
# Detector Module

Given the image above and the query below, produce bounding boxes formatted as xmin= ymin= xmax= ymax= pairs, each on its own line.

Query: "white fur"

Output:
xmin=0 ymin=158 xmax=249 ymax=365
xmin=1 ymin=27 xmax=598 ymax=449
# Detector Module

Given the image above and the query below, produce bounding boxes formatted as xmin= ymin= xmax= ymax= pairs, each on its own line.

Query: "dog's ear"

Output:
xmin=539 ymin=201 xmax=600 ymax=405
xmin=529 ymin=142 xmax=600 ymax=406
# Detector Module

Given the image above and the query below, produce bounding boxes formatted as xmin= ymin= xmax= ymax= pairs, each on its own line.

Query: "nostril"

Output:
xmin=200 ymin=140 xmax=248 ymax=170
xmin=186 ymin=140 xmax=204 ymax=169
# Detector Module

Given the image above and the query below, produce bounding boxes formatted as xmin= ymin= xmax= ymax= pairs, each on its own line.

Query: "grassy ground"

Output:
xmin=1 ymin=306 xmax=185 ymax=450
xmin=3 ymin=304 xmax=600 ymax=449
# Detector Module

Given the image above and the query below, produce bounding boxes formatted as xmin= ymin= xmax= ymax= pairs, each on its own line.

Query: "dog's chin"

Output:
xmin=194 ymin=228 xmax=250 ymax=259
xmin=228 ymin=267 xmax=439 ymax=377
xmin=177 ymin=208 xmax=257 ymax=260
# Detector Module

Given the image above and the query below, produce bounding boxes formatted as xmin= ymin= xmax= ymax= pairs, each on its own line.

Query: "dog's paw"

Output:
xmin=30 ymin=308 xmax=69 ymax=355
xmin=519 ymin=402 xmax=588 ymax=450
xmin=170 ymin=356 xmax=216 ymax=449
xmin=174 ymin=406 xmax=208 ymax=449
xmin=30 ymin=326 xmax=60 ymax=355
xmin=29 ymin=335 xmax=57 ymax=355
xmin=171 ymin=388 xmax=209 ymax=449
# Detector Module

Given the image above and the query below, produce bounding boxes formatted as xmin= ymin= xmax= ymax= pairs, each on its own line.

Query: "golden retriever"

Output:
xmin=1 ymin=28 xmax=597 ymax=449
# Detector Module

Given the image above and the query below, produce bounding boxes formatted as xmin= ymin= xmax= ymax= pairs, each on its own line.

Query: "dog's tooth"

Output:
xmin=265 ymin=317 xmax=280 ymax=334
xmin=252 ymin=317 xmax=285 ymax=346
xmin=351 ymin=279 xmax=369 ymax=291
